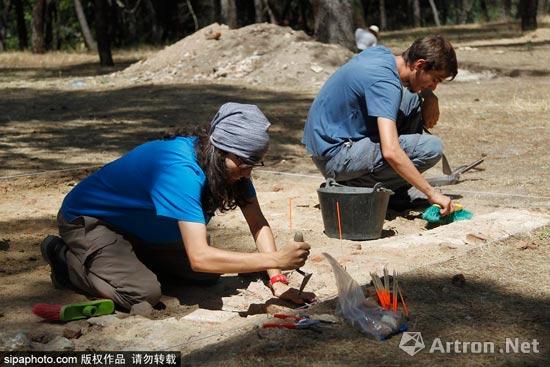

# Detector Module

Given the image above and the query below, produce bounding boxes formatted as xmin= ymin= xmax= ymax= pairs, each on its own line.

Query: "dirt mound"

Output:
xmin=118 ymin=23 xmax=353 ymax=89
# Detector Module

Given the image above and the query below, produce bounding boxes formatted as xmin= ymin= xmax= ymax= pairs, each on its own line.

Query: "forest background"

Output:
xmin=0 ymin=0 xmax=547 ymax=66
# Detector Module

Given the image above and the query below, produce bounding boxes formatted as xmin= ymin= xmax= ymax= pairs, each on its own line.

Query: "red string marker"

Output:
xmin=336 ymin=201 xmax=343 ymax=240
xmin=288 ymin=198 xmax=293 ymax=233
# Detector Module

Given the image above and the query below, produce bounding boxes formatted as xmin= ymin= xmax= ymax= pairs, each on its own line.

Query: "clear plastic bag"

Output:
xmin=323 ymin=252 xmax=407 ymax=340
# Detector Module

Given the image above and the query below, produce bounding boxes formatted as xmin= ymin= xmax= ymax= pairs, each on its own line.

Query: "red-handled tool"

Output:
xmin=262 ymin=314 xmax=321 ymax=331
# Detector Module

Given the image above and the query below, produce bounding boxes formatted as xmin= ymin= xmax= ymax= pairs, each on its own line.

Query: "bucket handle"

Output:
xmin=326 ymin=178 xmax=393 ymax=194
xmin=325 ymin=178 xmax=344 ymax=187
xmin=372 ymin=182 xmax=394 ymax=194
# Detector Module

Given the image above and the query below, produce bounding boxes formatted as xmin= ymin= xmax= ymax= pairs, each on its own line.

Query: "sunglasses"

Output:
xmin=234 ymin=155 xmax=265 ymax=168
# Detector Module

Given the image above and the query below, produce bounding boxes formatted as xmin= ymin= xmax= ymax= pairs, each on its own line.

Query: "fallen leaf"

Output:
xmin=518 ymin=241 xmax=538 ymax=250
xmin=309 ymin=254 xmax=324 ymax=263
xmin=439 ymin=243 xmax=457 ymax=250
xmin=205 ymin=31 xmax=221 ymax=40
xmin=466 ymin=233 xmax=488 ymax=243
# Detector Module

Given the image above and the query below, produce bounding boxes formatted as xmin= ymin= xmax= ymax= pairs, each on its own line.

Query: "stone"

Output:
xmin=310 ymin=314 xmax=340 ymax=324
xmin=181 ymin=309 xmax=237 ymax=323
xmin=245 ymin=280 xmax=273 ymax=299
xmin=45 ymin=336 xmax=75 ymax=351
xmin=310 ymin=64 xmax=324 ymax=73
xmin=87 ymin=314 xmax=120 ymax=327
xmin=63 ymin=322 xmax=84 ymax=339
xmin=3 ymin=332 xmax=30 ymax=351
xmin=130 ymin=301 xmax=154 ymax=319
xmin=28 ymin=329 xmax=56 ymax=344
xmin=265 ymin=304 xmax=292 ymax=315
xmin=221 ymin=294 xmax=248 ymax=312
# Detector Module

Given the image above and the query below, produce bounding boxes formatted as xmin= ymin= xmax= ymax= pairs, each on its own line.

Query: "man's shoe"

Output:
xmin=40 ymin=235 xmax=74 ymax=290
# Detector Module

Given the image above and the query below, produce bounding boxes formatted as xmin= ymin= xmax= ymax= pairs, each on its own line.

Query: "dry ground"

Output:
xmin=0 ymin=19 xmax=549 ymax=366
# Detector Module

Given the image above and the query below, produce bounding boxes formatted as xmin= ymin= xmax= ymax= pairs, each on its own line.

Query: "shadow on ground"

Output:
xmin=384 ymin=20 xmax=550 ymax=47
xmin=182 ymin=274 xmax=550 ymax=366
xmin=0 ymin=83 xmax=313 ymax=175
xmin=0 ymin=59 xmax=139 ymax=80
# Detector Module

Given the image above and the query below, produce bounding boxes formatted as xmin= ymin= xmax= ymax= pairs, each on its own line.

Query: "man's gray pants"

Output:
xmin=57 ymin=211 xmax=219 ymax=310
xmin=312 ymin=89 xmax=443 ymax=191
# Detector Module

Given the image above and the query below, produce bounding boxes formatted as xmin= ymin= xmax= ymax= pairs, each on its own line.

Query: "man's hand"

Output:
xmin=275 ymin=241 xmax=310 ymax=270
xmin=427 ymin=189 xmax=452 ymax=216
xmin=271 ymin=282 xmax=316 ymax=304
xmin=421 ymin=91 xmax=440 ymax=129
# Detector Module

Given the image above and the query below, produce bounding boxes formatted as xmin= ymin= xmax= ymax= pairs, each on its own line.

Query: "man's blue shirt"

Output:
xmin=302 ymin=46 xmax=402 ymax=157
xmin=61 ymin=137 xmax=255 ymax=243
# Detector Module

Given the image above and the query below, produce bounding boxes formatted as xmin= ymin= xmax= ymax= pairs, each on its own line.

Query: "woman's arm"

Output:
xmin=240 ymin=197 xmax=316 ymax=304
xmin=178 ymin=218 xmax=309 ymax=274
xmin=240 ymin=196 xmax=282 ymax=280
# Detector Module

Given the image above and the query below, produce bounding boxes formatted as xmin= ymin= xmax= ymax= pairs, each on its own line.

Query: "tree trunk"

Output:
xmin=94 ymin=0 xmax=113 ymax=66
xmin=266 ymin=0 xmax=287 ymax=24
xmin=501 ymin=0 xmax=512 ymax=19
xmin=124 ymin=2 xmax=138 ymax=46
xmin=352 ymin=0 xmax=365 ymax=29
xmin=211 ymin=0 xmax=221 ymax=23
xmin=379 ymin=0 xmax=386 ymax=30
xmin=0 ymin=0 xmax=5 ymax=52
xmin=142 ymin=0 xmax=162 ymax=44
xmin=45 ymin=0 xmax=59 ymax=50
xmin=13 ymin=0 xmax=27 ymax=49
xmin=31 ymin=0 xmax=47 ymax=53
xmin=439 ymin=0 xmax=450 ymax=25
xmin=538 ymin=0 xmax=546 ymax=13
xmin=479 ymin=0 xmax=490 ymax=21
xmin=221 ymin=0 xmax=238 ymax=28
xmin=518 ymin=0 xmax=538 ymax=31
xmin=235 ymin=0 xmax=255 ymax=26
xmin=458 ymin=0 xmax=468 ymax=24
xmin=312 ymin=0 xmax=355 ymax=49
xmin=428 ymin=0 xmax=441 ymax=26
xmin=254 ymin=0 xmax=264 ymax=22
xmin=74 ymin=0 xmax=96 ymax=51
xmin=0 ymin=0 xmax=10 ymax=52
xmin=412 ymin=0 xmax=421 ymax=27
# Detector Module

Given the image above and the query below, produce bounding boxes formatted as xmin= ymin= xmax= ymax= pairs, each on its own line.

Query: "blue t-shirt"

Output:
xmin=61 ymin=137 xmax=256 ymax=243
xmin=302 ymin=46 xmax=402 ymax=157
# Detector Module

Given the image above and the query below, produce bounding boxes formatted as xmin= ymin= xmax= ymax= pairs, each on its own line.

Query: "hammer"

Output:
xmin=294 ymin=231 xmax=312 ymax=294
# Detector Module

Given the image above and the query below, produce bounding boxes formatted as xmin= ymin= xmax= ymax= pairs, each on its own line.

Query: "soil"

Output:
xmin=0 ymin=19 xmax=549 ymax=366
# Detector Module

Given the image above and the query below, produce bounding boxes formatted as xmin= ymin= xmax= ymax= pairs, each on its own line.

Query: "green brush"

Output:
xmin=422 ymin=203 xmax=473 ymax=224
xmin=32 ymin=299 xmax=115 ymax=322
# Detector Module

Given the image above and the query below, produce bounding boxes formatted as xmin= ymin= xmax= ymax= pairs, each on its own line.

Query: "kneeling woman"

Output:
xmin=42 ymin=103 xmax=314 ymax=309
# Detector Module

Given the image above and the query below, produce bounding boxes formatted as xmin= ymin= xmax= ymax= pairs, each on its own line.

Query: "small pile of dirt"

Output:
xmin=116 ymin=23 xmax=353 ymax=89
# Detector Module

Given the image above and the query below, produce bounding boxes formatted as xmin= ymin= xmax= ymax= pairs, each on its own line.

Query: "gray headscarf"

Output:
xmin=209 ymin=102 xmax=271 ymax=164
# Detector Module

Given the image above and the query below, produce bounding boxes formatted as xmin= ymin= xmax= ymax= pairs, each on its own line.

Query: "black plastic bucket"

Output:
xmin=317 ymin=179 xmax=393 ymax=240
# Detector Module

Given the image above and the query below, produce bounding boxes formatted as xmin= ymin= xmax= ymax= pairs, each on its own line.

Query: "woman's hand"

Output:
xmin=275 ymin=241 xmax=310 ymax=270
xmin=271 ymin=282 xmax=316 ymax=304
